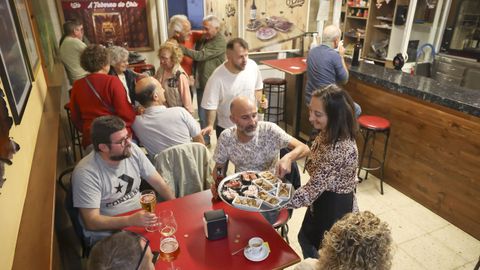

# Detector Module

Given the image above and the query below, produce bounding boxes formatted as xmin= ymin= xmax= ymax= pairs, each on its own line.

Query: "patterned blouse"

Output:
xmin=213 ymin=121 xmax=291 ymax=172
xmin=286 ymin=132 xmax=358 ymax=209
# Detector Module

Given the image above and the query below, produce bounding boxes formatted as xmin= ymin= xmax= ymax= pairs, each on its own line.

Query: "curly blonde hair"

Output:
xmin=158 ymin=43 xmax=183 ymax=65
xmin=317 ymin=211 xmax=393 ymax=270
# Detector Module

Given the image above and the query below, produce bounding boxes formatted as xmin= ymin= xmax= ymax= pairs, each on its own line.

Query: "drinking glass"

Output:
xmin=159 ymin=234 xmax=180 ymax=270
xmin=140 ymin=190 xmax=158 ymax=232
xmin=158 ymin=210 xmax=177 ymax=236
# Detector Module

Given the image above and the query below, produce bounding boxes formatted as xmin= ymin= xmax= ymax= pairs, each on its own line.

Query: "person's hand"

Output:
xmin=188 ymin=75 xmax=195 ymax=87
xmin=129 ymin=210 xmax=158 ymax=227
xmin=275 ymin=157 xmax=292 ymax=178
xmin=338 ymin=40 xmax=345 ymax=56
xmin=136 ymin=105 xmax=145 ymax=115
xmin=201 ymin=126 xmax=213 ymax=136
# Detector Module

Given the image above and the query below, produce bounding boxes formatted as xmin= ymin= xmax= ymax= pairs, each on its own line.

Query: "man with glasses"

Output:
xmin=59 ymin=20 xmax=88 ymax=84
xmin=88 ymin=231 xmax=156 ymax=270
xmin=72 ymin=115 xmax=175 ymax=246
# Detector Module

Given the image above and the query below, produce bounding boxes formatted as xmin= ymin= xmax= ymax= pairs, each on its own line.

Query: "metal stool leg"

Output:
xmin=357 ymin=128 xmax=371 ymax=180
xmin=365 ymin=131 xmax=377 ymax=180
xmin=379 ymin=129 xmax=390 ymax=195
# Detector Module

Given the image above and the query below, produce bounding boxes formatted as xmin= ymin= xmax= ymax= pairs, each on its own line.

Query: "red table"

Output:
xmin=125 ymin=190 xmax=300 ymax=270
xmin=261 ymin=57 xmax=307 ymax=139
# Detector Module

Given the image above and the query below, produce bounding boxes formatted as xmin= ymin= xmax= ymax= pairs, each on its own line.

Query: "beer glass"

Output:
xmin=140 ymin=190 xmax=158 ymax=232
xmin=159 ymin=234 xmax=180 ymax=270
xmin=159 ymin=210 xmax=177 ymax=236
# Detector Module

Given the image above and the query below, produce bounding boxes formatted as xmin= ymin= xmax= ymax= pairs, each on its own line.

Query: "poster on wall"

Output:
xmin=12 ymin=0 xmax=40 ymax=79
xmin=204 ymin=0 xmax=239 ymax=39
xmin=0 ymin=0 xmax=32 ymax=125
xmin=58 ymin=0 xmax=154 ymax=51
xmin=243 ymin=0 xmax=310 ymax=51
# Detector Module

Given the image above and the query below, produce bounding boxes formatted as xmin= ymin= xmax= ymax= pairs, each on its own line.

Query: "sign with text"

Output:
xmin=58 ymin=0 xmax=153 ymax=51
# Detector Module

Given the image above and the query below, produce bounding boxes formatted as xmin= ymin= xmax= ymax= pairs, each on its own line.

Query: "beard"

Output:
xmin=109 ymin=146 xmax=132 ymax=161
xmin=239 ymin=124 xmax=257 ymax=137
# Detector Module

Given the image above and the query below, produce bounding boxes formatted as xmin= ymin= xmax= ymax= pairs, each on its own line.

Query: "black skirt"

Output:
xmin=300 ymin=191 xmax=354 ymax=250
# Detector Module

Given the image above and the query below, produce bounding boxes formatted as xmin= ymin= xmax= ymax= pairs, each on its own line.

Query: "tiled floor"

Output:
xmin=208 ymin=131 xmax=479 ymax=270
xmin=283 ymin=159 xmax=480 ymax=270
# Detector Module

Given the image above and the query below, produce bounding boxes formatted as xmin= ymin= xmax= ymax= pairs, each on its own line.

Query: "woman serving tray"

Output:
xmin=218 ymin=171 xmax=293 ymax=212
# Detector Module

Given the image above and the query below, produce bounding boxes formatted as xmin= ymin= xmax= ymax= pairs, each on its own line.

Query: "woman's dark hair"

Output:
xmin=80 ymin=44 xmax=110 ymax=73
xmin=312 ymin=84 xmax=358 ymax=144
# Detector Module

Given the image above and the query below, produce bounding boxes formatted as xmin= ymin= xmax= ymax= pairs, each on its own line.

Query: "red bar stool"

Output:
xmin=272 ymin=208 xmax=290 ymax=243
xmin=263 ymin=78 xmax=287 ymax=130
xmin=357 ymin=115 xmax=391 ymax=194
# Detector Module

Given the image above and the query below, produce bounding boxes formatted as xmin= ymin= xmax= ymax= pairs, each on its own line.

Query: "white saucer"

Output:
xmin=244 ymin=244 xmax=270 ymax=262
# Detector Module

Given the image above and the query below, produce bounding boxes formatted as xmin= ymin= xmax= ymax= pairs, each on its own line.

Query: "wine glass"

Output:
xmin=140 ymin=190 xmax=158 ymax=232
xmin=159 ymin=234 xmax=180 ymax=270
xmin=158 ymin=210 xmax=177 ymax=236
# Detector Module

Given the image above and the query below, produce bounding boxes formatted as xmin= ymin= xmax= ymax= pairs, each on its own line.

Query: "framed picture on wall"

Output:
xmin=0 ymin=0 xmax=33 ymax=125
xmin=11 ymin=0 xmax=40 ymax=79
xmin=57 ymin=0 xmax=154 ymax=51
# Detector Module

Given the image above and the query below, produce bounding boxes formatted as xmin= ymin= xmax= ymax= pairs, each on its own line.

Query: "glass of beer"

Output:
xmin=140 ymin=190 xmax=158 ymax=232
xmin=159 ymin=234 xmax=180 ymax=270
xmin=159 ymin=210 xmax=177 ymax=236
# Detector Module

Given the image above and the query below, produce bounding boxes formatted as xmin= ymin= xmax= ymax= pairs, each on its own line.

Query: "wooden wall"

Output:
xmin=345 ymin=77 xmax=480 ymax=240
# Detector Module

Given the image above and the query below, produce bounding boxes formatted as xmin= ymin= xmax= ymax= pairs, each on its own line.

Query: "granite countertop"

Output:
xmin=348 ymin=62 xmax=480 ymax=117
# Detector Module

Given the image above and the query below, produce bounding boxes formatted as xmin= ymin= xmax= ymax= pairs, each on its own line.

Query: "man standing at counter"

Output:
xmin=305 ymin=25 xmax=361 ymax=117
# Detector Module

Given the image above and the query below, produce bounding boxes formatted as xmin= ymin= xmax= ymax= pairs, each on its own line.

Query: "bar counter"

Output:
xmin=284 ymin=61 xmax=480 ymax=240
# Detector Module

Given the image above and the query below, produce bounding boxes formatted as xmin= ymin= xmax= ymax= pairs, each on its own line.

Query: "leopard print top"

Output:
xmin=286 ymin=132 xmax=358 ymax=209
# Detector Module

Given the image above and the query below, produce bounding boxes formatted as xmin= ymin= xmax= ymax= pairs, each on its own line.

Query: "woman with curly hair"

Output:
xmin=154 ymin=43 xmax=193 ymax=114
xmin=70 ymin=44 xmax=136 ymax=149
xmin=285 ymin=84 xmax=358 ymax=259
xmin=294 ymin=211 xmax=393 ymax=270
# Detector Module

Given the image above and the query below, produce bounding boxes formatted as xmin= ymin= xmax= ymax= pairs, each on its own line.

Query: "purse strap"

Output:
xmin=85 ymin=77 xmax=115 ymax=113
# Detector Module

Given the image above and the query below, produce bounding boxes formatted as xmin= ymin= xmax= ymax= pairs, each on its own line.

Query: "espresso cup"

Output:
xmin=246 ymin=237 xmax=264 ymax=257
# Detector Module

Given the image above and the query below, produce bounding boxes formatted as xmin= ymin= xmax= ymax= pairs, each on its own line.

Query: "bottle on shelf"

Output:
xmin=250 ymin=0 xmax=257 ymax=21
xmin=310 ymin=33 xmax=319 ymax=49
xmin=351 ymin=35 xmax=361 ymax=66
xmin=258 ymin=93 xmax=266 ymax=121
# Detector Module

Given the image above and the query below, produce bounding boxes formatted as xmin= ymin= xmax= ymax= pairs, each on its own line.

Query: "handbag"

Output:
xmin=85 ymin=77 xmax=115 ymax=113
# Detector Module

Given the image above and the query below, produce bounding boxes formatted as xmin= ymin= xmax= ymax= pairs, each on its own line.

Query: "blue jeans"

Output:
xmin=196 ymin=88 xmax=210 ymax=144
xmin=298 ymin=226 xmax=320 ymax=259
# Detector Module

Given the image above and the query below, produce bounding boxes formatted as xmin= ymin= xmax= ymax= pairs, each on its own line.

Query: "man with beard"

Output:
xmin=72 ymin=115 xmax=175 ymax=246
xmin=201 ymin=37 xmax=267 ymax=139
xmin=212 ymin=96 xmax=308 ymax=182
xmin=212 ymin=97 xmax=309 ymax=223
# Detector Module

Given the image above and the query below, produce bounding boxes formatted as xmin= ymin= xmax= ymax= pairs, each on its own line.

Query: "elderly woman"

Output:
xmin=285 ymin=84 xmax=358 ymax=259
xmin=70 ymin=44 xmax=136 ymax=149
xmin=154 ymin=43 xmax=193 ymax=114
xmin=108 ymin=46 xmax=145 ymax=105
xmin=294 ymin=211 xmax=393 ymax=270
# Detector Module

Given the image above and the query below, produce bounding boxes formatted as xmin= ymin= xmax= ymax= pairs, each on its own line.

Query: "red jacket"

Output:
xmin=180 ymin=30 xmax=203 ymax=76
xmin=70 ymin=73 xmax=136 ymax=148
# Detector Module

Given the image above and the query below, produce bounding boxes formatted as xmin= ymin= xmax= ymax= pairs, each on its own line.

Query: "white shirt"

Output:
xmin=201 ymin=59 xmax=263 ymax=129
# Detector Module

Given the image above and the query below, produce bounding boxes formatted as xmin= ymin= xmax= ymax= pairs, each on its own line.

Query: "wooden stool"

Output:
xmin=263 ymin=78 xmax=287 ymax=129
xmin=357 ymin=115 xmax=391 ymax=194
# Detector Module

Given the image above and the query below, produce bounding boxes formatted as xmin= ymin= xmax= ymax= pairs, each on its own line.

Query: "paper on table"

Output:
xmin=290 ymin=66 xmax=300 ymax=70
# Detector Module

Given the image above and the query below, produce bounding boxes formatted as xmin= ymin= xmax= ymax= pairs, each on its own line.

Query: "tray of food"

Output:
xmin=218 ymin=171 xmax=293 ymax=212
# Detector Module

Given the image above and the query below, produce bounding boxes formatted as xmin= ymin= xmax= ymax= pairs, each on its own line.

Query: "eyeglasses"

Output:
xmin=110 ymin=135 xmax=130 ymax=147
xmin=128 ymin=232 xmax=158 ymax=270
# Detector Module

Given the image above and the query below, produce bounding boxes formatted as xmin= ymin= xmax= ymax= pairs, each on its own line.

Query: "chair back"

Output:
xmin=154 ymin=143 xmax=212 ymax=198
xmin=58 ymin=167 xmax=90 ymax=257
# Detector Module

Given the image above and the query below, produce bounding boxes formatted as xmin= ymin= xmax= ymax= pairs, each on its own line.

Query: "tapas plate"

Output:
xmin=218 ymin=171 xmax=293 ymax=212
xmin=246 ymin=20 xmax=262 ymax=31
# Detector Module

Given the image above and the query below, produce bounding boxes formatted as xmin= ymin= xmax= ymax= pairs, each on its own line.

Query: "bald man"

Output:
xmin=132 ymin=77 xmax=204 ymax=156
xmin=212 ymin=96 xmax=309 ymax=180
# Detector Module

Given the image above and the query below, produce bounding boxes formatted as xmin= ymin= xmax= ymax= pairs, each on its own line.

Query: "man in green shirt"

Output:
xmin=179 ymin=15 xmax=226 ymax=145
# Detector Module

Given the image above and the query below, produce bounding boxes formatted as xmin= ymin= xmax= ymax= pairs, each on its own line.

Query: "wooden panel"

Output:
xmin=345 ymin=78 xmax=480 ymax=240
xmin=12 ymin=83 xmax=61 ymax=269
